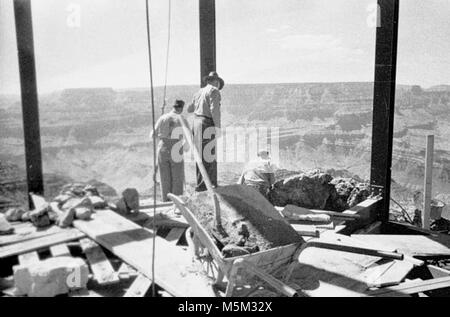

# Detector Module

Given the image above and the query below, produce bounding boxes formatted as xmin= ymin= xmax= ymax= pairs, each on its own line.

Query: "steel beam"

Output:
xmin=370 ymin=0 xmax=400 ymax=223
xmin=13 ymin=0 xmax=44 ymax=208
xmin=199 ymin=0 xmax=216 ymax=87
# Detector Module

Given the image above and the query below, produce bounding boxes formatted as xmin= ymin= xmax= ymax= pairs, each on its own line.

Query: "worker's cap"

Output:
xmin=173 ymin=99 xmax=185 ymax=108
xmin=203 ymin=71 xmax=225 ymax=90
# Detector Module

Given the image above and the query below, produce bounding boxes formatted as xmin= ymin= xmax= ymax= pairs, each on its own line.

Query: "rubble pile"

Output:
xmin=269 ymin=169 xmax=370 ymax=211
xmin=3 ymin=183 xmax=108 ymax=229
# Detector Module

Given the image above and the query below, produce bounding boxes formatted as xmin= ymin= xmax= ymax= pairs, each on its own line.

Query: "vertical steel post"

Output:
xmin=199 ymin=0 xmax=216 ymax=87
xmin=13 ymin=0 xmax=44 ymax=208
xmin=422 ymin=135 xmax=434 ymax=229
xmin=370 ymin=0 xmax=400 ymax=223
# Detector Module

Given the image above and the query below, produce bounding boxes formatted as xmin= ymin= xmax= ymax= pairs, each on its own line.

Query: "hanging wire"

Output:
xmin=145 ymin=0 xmax=157 ymax=297
xmin=161 ymin=0 xmax=172 ymax=115
xmin=390 ymin=197 xmax=414 ymax=224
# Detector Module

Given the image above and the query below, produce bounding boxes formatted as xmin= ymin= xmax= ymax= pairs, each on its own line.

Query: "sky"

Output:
xmin=1 ymin=0 xmax=449 ymax=94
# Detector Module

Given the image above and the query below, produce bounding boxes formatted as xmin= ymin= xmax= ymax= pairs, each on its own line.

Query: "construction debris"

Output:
xmin=13 ymin=256 xmax=89 ymax=297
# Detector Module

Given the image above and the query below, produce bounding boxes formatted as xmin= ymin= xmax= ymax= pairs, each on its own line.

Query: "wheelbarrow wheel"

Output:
xmin=185 ymin=227 xmax=223 ymax=284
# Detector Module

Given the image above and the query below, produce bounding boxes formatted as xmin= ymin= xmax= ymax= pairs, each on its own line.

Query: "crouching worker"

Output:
xmin=238 ymin=150 xmax=277 ymax=200
xmin=150 ymin=100 xmax=189 ymax=201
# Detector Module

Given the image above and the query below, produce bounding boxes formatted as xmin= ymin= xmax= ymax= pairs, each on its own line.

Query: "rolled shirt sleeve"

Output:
xmin=187 ymin=92 xmax=198 ymax=113
xmin=210 ymin=88 xmax=221 ymax=129
xmin=150 ymin=117 xmax=162 ymax=140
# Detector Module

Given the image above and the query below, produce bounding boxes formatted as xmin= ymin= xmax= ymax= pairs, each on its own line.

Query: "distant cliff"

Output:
xmin=0 ymin=83 xmax=449 ymax=199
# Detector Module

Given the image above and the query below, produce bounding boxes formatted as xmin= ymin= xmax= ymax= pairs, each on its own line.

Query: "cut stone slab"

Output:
xmin=13 ymin=256 xmax=89 ymax=297
xmin=0 ymin=214 xmax=14 ymax=235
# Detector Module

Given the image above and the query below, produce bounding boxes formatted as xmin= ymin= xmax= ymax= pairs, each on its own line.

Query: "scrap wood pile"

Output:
xmin=185 ymin=184 xmax=302 ymax=258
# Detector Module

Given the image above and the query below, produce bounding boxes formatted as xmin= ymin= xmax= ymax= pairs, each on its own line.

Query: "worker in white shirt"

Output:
xmin=238 ymin=150 xmax=277 ymax=200
xmin=150 ymin=100 xmax=188 ymax=201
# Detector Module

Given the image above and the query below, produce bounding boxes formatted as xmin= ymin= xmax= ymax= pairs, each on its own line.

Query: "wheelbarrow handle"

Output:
xmin=304 ymin=241 xmax=404 ymax=261
xmin=240 ymin=260 xmax=298 ymax=297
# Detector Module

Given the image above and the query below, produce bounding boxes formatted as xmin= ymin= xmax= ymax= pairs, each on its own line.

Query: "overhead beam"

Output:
xmin=370 ymin=0 xmax=400 ymax=223
xmin=199 ymin=0 xmax=216 ymax=87
xmin=13 ymin=0 xmax=44 ymax=207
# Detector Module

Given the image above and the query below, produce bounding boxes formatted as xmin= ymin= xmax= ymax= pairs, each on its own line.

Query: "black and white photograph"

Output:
xmin=1 ymin=0 xmax=450 ymax=301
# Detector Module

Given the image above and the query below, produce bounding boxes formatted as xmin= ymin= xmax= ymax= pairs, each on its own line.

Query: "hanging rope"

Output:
xmin=145 ymin=0 xmax=157 ymax=297
xmin=161 ymin=0 xmax=172 ymax=115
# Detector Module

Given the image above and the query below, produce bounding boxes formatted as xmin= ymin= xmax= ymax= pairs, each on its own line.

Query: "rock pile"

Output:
xmin=269 ymin=169 xmax=370 ymax=212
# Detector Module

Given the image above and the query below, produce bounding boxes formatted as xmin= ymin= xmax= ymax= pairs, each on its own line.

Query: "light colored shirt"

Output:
xmin=187 ymin=84 xmax=221 ymax=128
xmin=150 ymin=110 xmax=183 ymax=140
xmin=240 ymin=157 xmax=277 ymax=185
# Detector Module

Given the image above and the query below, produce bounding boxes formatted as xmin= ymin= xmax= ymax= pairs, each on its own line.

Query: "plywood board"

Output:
xmin=352 ymin=234 xmax=450 ymax=257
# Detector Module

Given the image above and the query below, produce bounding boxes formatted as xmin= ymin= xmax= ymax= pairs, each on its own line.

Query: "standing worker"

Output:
xmin=187 ymin=71 xmax=225 ymax=192
xmin=150 ymin=100 xmax=188 ymax=201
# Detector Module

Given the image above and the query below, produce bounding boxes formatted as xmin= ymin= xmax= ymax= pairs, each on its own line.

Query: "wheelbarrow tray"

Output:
xmin=169 ymin=193 xmax=302 ymax=296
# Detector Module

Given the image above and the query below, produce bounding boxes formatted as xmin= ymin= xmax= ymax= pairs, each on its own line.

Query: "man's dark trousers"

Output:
xmin=192 ymin=115 xmax=217 ymax=191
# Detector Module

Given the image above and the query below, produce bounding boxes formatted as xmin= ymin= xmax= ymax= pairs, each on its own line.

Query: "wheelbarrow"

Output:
xmin=168 ymin=193 xmax=405 ymax=297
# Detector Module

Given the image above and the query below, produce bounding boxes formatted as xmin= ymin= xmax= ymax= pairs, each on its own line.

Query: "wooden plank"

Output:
xmin=352 ymin=234 xmax=450 ymax=258
xmin=164 ymin=228 xmax=185 ymax=244
xmin=364 ymin=260 xmax=414 ymax=288
xmin=423 ymin=135 xmax=434 ymax=229
xmin=0 ymin=223 xmax=64 ymax=247
xmin=18 ymin=251 xmax=39 ymax=265
xmin=428 ymin=265 xmax=450 ymax=279
xmin=117 ymin=262 xmax=138 ymax=280
xmin=72 ymin=208 xmax=216 ymax=297
xmin=79 ymin=238 xmax=119 ymax=285
xmin=290 ymin=224 xmax=320 ymax=238
xmin=124 ymin=274 xmax=152 ymax=297
xmin=334 ymin=198 xmax=381 ymax=235
xmin=366 ymin=276 xmax=450 ymax=297
xmin=0 ymin=228 xmax=85 ymax=259
xmin=50 ymin=243 xmax=71 ymax=257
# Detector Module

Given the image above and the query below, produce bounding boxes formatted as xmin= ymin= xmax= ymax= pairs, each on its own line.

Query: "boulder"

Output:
xmin=62 ymin=197 xmax=93 ymax=220
xmin=29 ymin=203 xmax=52 ymax=228
xmin=13 ymin=256 xmax=89 ymax=297
xmin=0 ymin=214 xmax=14 ymax=235
xmin=88 ymin=195 xmax=107 ymax=209
xmin=122 ymin=188 xmax=139 ymax=212
xmin=327 ymin=178 xmax=370 ymax=211
xmin=5 ymin=207 xmax=26 ymax=222
xmin=57 ymin=208 xmax=76 ymax=228
xmin=269 ymin=169 xmax=335 ymax=209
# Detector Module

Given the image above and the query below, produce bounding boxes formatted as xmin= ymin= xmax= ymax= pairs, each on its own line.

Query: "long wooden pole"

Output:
xmin=177 ymin=115 xmax=222 ymax=228
xmin=422 ymin=135 xmax=434 ymax=229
